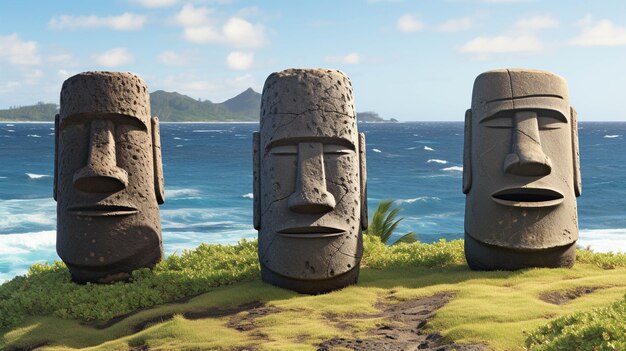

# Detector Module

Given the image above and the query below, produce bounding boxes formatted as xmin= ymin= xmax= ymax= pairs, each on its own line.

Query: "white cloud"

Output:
xmin=57 ymin=69 xmax=72 ymax=80
xmin=49 ymin=13 xmax=147 ymax=31
xmin=23 ymin=69 xmax=43 ymax=84
xmin=183 ymin=17 xmax=266 ymax=48
xmin=93 ymin=48 xmax=135 ymax=67
xmin=436 ymin=17 xmax=472 ymax=32
xmin=0 ymin=33 xmax=41 ymax=65
xmin=158 ymin=50 xmax=187 ymax=65
xmin=459 ymin=35 xmax=543 ymax=54
xmin=226 ymin=51 xmax=254 ymax=70
xmin=570 ymin=17 xmax=626 ymax=46
xmin=175 ymin=4 xmax=212 ymax=26
xmin=325 ymin=53 xmax=361 ymax=65
xmin=514 ymin=15 xmax=558 ymax=31
xmin=134 ymin=0 xmax=178 ymax=8
xmin=397 ymin=14 xmax=425 ymax=32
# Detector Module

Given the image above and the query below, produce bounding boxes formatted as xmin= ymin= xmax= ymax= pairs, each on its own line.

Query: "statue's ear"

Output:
xmin=253 ymin=132 xmax=261 ymax=230
xmin=152 ymin=117 xmax=165 ymax=204
xmin=462 ymin=109 xmax=472 ymax=194
xmin=359 ymin=132 xmax=368 ymax=230
xmin=571 ymin=107 xmax=581 ymax=197
xmin=53 ymin=114 xmax=59 ymax=201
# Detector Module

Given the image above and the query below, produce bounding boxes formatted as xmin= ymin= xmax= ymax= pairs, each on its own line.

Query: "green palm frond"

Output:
xmin=365 ymin=200 xmax=418 ymax=246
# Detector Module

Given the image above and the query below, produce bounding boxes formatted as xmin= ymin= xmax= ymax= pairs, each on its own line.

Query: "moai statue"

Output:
xmin=253 ymin=68 xmax=367 ymax=294
xmin=54 ymin=71 xmax=165 ymax=283
xmin=463 ymin=68 xmax=581 ymax=270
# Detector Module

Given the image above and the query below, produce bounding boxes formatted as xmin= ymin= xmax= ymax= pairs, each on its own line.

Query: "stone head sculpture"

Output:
xmin=54 ymin=71 xmax=165 ymax=283
xmin=253 ymin=68 xmax=367 ymax=294
xmin=463 ymin=68 xmax=581 ymax=270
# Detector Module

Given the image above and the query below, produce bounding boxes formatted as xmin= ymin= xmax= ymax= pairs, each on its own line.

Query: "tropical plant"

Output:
xmin=365 ymin=200 xmax=417 ymax=245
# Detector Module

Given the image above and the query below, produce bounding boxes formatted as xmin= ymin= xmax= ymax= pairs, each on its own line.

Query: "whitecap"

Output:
xmin=604 ymin=135 xmax=620 ymax=138
xmin=0 ymin=176 xmax=7 ymax=179
xmin=424 ymin=146 xmax=434 ymax=151
xmin=7 ymin=130 xmax=14 ymax=132
xmin=25 ymin=173 xmax=50 ymax=180
xmin=242 ymin=193 xmax=254 ymax=199
xmin=427 ymin=159 xmax=448 ymax=164
xmin=406 ymin=147 xmax=417 ymax=150
xmin=0 ymin=230 xmax=56 ymax=255
xmin=395 ymin=196 xmax=440 ymax=204
xmin=5 ymin=124 xmax=14 ymax=127
xmin=176 ymin=145 xmax=183 ymax=148
xmin=192 ymin=129 xmax=229 ymax=133
xmin=578 ymin=228 xmax=626 ymax=253
xmin=372 ymin=148 xmax=382 ymax=153
xmin=442 ymin=166 xmax=463 ymax=172
xmin=165 ymin=188 xmax=201 ymax=199
xmin=27 ymin=134 xmax=41 ymax=138
xmin=173 ymin=137 xmax=182 ymax=140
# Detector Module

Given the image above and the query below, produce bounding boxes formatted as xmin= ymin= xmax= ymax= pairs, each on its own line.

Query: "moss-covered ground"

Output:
xmin=1 ymin=236 xmax=625 ymax=351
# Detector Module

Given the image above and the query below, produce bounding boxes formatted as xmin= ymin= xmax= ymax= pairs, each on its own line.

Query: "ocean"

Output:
xmin=1 ymin=122 xmax=625 ymax=282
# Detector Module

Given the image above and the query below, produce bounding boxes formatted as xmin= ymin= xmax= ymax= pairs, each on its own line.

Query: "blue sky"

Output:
xmin=1 ymin=0 xmax=626 ymax=121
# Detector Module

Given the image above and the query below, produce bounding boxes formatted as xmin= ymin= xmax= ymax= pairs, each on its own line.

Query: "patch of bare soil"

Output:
xmin=317 ymin=292 xmax=485 ymax=351
xmin=539 ymin=286 xmax=601 ymax=305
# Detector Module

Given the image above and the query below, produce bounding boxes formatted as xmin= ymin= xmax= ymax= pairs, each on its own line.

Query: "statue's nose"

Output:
xmin=504 ymin=111 xmax=552 ymax=177
xmin=288 ymin=142 xmax=336 ymax=213
xmin=73 ymin=119 xmax=128 ymax=193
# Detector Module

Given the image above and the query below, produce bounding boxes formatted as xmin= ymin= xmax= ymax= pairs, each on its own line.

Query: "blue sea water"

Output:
xmin=1 ymin=122 xmax=625 ymax=282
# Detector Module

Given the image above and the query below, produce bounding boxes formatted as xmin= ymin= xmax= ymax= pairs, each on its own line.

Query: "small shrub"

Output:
xmin=362 ymin=234 xmax=465 ymax=269
xmin=526 ymin=294 xmax=626 ymax=351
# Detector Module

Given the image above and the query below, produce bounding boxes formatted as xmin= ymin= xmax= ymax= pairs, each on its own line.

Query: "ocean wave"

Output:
xmin=603 ymin=134 xmax=621 ymax=138
xmin=165 ymin=188 xmax=202 ymax=199
xmin=406 ymin=147 xmax=416 ymax=150
xmin=173 ymin=137 xmax=182 ymax=140
xmin=25 ymin=173 xmax=50 ymax=180
xmin=27 ymin=134 xmax=41 ymax=138
xmin=176 ymin=145 xmax=183 ymax=147
xmin=242 ymin=193 xmax=254 ymax=199
xmin=372 ymin=148 xmax=382 ymax=153
xmin=7 ymin=130 xmax=14 ymax=132
xmin=5 ymin=124 xmax=14 ymax=127
xmin=0 ymin=230 xmax=56 ymax=255
xmin=192 ymin=129 xmax=230 ymax=133
xmin=0 ymin=176 xmax=7 ymax=179
xmin=442 ymin=166 xmax=463 ymax=172
xmin=579 ymin=228 xmax=626 ymax=253
xmin=427 ymin=159 xmax=448 ymax=164
xmin=395 ymin=196 xmax=441 ymax=204
xmin=424 ymin=146 xmax=434 ymax=151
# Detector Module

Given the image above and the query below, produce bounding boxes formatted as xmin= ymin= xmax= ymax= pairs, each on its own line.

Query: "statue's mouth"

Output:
xmin=491 ymin=188 xmax=564 ymax=207
xmin=67 ymin=205 xmax=138 ymax=217
xmin=277 ymin=226 xmax=346 ymax=238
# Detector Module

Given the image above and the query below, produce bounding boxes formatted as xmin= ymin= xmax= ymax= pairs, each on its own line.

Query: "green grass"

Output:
xmin=1 ymin=237 xmax=625 ymax=351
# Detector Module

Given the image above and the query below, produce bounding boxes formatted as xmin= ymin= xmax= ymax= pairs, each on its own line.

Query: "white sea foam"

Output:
xmin=395 ymin=196 xmax=441 ymax=204
xmin=424 ymin=146 xmax=434 ymax=151
xmin=165 ymin=188 xmax=202 ymax=199
xmin=427 ymin=159 xmax=448 ymax=164
xmin=192 ymin=129 xmax=229 ymax=133
xmin=578 ymin=228 xmax=626 ymax=253
xmin=25 ymin=173 xmax=50 ymax=180
xmin=406 ymin=147 xmax=417 ymax=150
xmin=242 ymin=193 xmax=254 ymax=199
xmin=173 ymin=137 xmax=182 ymax=140
xmin=7 ymin=130 xmax=14 ymax=132
xmin=176 ymin=145 xmax=183 ymax=147
xmin=604 ymin=135 xmax=620 ymax=138
xmin=0 ymin=176 xmax=6 ymax=179
xmin=0 ymin=230 xmax=56 ymax=255
xmin=5 ymin=124 xmax=14 ymax=127
xmin=442 ymin=166 xmax=463 ymax=172
xmin=27 ymin=134 xmax=41 ymax=138
xmin=372 ymin=148 xmax=382 ymax=153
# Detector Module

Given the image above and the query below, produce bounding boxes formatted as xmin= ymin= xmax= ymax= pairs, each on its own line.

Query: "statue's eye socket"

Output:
xmin=480 ymin=117 xmax=512 ymax=129
xmin=323 ymin=144 xmax=354 ymax=154
xmin=538 ymin=115 xmax=567 ymax=130
xmin=270 ymin=145 xmax=297 ymax=155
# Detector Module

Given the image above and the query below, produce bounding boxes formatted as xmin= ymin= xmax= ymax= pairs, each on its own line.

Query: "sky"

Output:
xmin=1 ymin=1 xmax=626 ymax=121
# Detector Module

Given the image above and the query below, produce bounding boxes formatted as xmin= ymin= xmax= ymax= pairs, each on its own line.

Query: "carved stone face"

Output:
xmin=463 ymin=69 xmax=581 ymax=264
xmin=55 ymin=71 xmax=164 ymax=283
xmin=254 ymin=69 xmax=367 ymax=293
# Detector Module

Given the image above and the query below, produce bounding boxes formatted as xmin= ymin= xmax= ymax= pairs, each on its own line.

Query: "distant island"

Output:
xmin=0 ymin=88 xmax=397 ymax=123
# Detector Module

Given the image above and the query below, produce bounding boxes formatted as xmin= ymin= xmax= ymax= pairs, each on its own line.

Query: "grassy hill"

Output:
xmin=1 ymin=237 xmax=624 ymax=351
xmin=0 ymin=89 xmax=394 ymax=122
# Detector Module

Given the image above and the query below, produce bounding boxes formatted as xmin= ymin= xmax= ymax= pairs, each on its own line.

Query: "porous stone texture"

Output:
xmin=55 ymin=71 xmax=165 ymax=283
xmin=463 ymin=68 xmax=581 ymax=270
xmin=254 ymin=68 xmax=367 ymax=294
